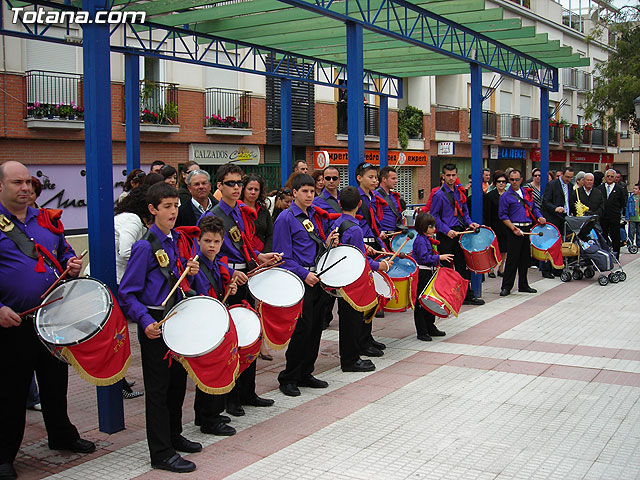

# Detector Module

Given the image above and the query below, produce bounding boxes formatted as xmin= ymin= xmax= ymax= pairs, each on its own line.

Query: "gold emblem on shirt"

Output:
xmin=155 ymin=249 xmax=170 ymax=268
xmin=0 ymin=214 xmax=14 ymax=232
xmin=229 ymin=226 xmax=242 ymax=243
xmin=302 ymin=219 xmax=315 ymax=233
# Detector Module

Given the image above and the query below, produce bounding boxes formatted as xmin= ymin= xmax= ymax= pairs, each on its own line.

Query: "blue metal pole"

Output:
xmin=346 ymin=21 xmax=364 ymax=185
xmin=379 ymin=96 xmax=388 ymax=167
xmin=125 ymin=54 xmax=140 ymax=172
xmin=540 ymin=87 xmax=550 ymax=193
xmin=469 ymin=62 xmax=483 ymax=298
xmin=82 ymin=0 xmax=124 ymax=434
xmin=280 ymin=78 xmax=292 ymax=187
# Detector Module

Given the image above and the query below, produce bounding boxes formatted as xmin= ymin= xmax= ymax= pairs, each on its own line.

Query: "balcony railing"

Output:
xmin=205 ymin=87 xmax=251 ymax=128
xmin=590 ymin=128 xmax=605 ymax=146
xmin=499 ymin=114 xmax=539 ymax=140
xmin=139 ymin=80 xmax=179 ymax=124
xmin=469 ymin=110 xmax=497 ymax=137
xmin=337 ymin=103 xmax=380 ymax=137
xmin=25 ymin=70 xmax=84 ymax=119
xmin=549 ymin=125 xmax=562 ymax=143
xmin=564 ymin=125 xmax=581 ymax=144
xmin=435 ymin=105 xmax=461 ymax=132
xmin=608 ymin=132 xmax=618 ymax=147
xmin=563 ymin=68 xmax=591 ymax=92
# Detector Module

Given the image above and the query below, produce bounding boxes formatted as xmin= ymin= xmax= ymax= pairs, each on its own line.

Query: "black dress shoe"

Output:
xmin=49 ymin=438 xmax=96 ymax=454
xmin=374 ymin=310 xmax=385 ymax=318
xmin=500 ymin=289 xmax=510 ymax=297
xmin=200 ymin=423 xmax=236 ymax=436
xmin=488 ymin=271 xmax=496 ymax=278
xmin=151 ymin=453 xmax=196 ymax=473
xmin=171 ymin=435 xmax=202 ymax=453
xmin=497 ymin=271 xmax=503 ymax=277
xmin=360 ymin=346 xmax=384 ymax=357
xmin=518 ymin=287 xmax=537 ymax=293
xmin=194 ymin=414 xmax=230 ymax=427
xmin=279 ymin=383 xmax=301 ymax=397
xmin=371 ymin=340 xmax=386 ymax=350
xmin=542 ymin=272 xmax=554 ymax=279
xmin=242 ymin=396 xmax=275 ymax=407
xmin=342 ymin=359 xmax=376 ymax=372
xmin=0 ymin=463 xmax=17 ymax=480
xmin=298 ymin=375 xmax=329 ymax=388
xmin=428 ymin=328 xmax=446 ymax=337
xmin=463 ymin=297 xmax=485 ymax=306
xmin=226 ymin=403 xmax=245 ymax=417
xmin=417 ymin=334 xmax=432 ymax=341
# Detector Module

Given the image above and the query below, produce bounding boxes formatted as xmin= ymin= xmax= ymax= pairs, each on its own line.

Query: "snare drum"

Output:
xmin=391 ymin=229 xmax=416 ymax=255
xmin=372 ymin=270 xmax=396 ymax=312
xmin=228 ymin=305 xmax=262 ymax=373
xmin=459 ymin=226 xmax=501 ymax=274
xmin=35 ymin=277 xmax=131 ymax=386
xmin=163 ymin=296 xmax=238 ymax=393
xmin=419 ymin=267 xmax=469 ymax=318
xmin=383 ymin=256 xmax=419 ymax=312
xmin=530 ymin=223 xmax=563 ymax=268
xmin=248 ymin=268 xmax=304 ymax=349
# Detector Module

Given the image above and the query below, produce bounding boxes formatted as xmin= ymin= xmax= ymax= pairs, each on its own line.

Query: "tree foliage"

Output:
xmin=398 ymin=105 xmax=424 ymax=150
xmin=584 ymin=11 xmax=640 ymax=132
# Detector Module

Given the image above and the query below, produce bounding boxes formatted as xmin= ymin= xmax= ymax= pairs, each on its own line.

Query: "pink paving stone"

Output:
xmin=356 ymin=370 xmax=429 ymax=388
xmin=592 ymin=370 xmax=640 ymax=387
xmin=375 ymin=360 xmax=442 ymax=379
xmin=569 ymin=345 xmax=621 ymax=358
xmin=540 ymin=365 xmax=601 ymax=382
xmin=526 ymin=341 xmax=575 ymax=354
xmin=447 ymin=355 xmax=504 ymax=370
xmin=614 ymin=349 xmax=640 ymax=361
xmin=483 ymin=338 xmax=533 ymax=350
xmin=326 ymin=382 xmax=397 ymax=403
xmin=402 ymin=350 xmax=461 ymax=366
xmin=493 ymin=359 xmax=551 ymax=376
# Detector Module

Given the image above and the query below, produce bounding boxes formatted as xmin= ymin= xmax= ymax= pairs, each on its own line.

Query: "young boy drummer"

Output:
xmin=200 ymin=163 xmax=280 ymax=417
xmin=412 ymin=213 xmax=453 ymax=341
xmin=118 ymin=182 xmax=201 ymax=474
xmin=273 ymin=174 xmax=338 ymax=397
xmin=330 ymin=186 xmax=393 ymax=372
xmin=190 ymin=215 xmax=240 ymax=437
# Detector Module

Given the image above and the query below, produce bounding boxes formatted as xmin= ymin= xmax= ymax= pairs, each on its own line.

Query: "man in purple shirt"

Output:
xmin=376 ymin=166 xmax=405 ymax=233
xmin=430 ymin=163 xmax=484 ymax=306
xmin=273 ymin=174 xmax=338 ymax=397
xmin=498 ymin=169 xmax=546 ymax=297
xmin=0 ymin=161 xmax=94 ymax=480
xmin=312 ymin=166 xmax=341 ymax=214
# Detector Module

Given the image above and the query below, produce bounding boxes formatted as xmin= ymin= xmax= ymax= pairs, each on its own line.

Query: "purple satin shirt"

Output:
xmin=330 ymin=214 xmax=380 ymax=271
xmin=430 ymin=185 xmax=473 ymax=233
xmin=498 ymin=188 xmax=542 ymax=224
xmin=357 ymin=187 xmax=384 ymax=244
xmin=118 ymin=224 xmax=191 ymax=330
xmin=376 ymin=188 xmax=402 ymax=231
xmin=412 ymin=233 xmax=440 ymax=267
xmin=192 ymin=252 xmax=235 ymax=299
xmin=312 ymin=189 xmax=341 ymax=214
xmin=273 ymin=203 xmax=328 ymax=281
xmin=0 ymin=204 xmax=74 ymax=313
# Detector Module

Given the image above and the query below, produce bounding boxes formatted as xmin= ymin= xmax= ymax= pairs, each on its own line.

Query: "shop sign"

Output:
xmin=498 ymin=147 xmax=526 ymax=160
xmin=189 ymin=143 xmax=260 ymax=165
xmin=569 ymin=152 xmax=614 ymax=163
xmin=530 ymin=149 xmax=567 ymax=163
xmin=437 ymin=142 xmax=454 ymax=155
xmin=313 ymin=149 xmax=427 ymax=169
xmin=314 ymin=150 xmax=330 ymax=169
xmin=490 ymin=144 xmax=499 ymax=160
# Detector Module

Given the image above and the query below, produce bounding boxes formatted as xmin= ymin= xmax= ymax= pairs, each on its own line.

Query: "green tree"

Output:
xmin=397 ymin=105 xmax=424 ymax=150
xmin=584 ymin=10 xmax=640 ymax=132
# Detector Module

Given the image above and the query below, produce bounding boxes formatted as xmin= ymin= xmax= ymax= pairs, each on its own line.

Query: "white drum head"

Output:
xmin=248 ymin=267 xmax=305 ymax=307
xmin=373 ymin=271 xmax=393 ymax=298
xmin=316 ymin=245 xmax=366 ymax=288
xmin=229 ymin=307 xmax=261 ymax=348
xmin=163 ymin=297 xmax=229 ymax=357
xmin=36 ymin=277 xmax=111 ymax=346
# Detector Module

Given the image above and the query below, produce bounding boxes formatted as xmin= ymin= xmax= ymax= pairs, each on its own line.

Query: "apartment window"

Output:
xmin=500 ymin=91 xmax=512 ymax=114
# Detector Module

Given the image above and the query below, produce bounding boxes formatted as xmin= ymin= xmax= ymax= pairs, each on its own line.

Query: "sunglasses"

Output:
xmin=222 ymin=180 xmax=243 ymax=187
xmin=496 ymin=180 xmax=507 ymax=184
xmin=509 ymin=178 xmax=521 ymax=182
xmin=279 ymin=188 xmax=292 ymax=195
xmin=533 ymin=174 xmax=541 ymax=177
xmin=324 ymin=176 xmax=339 ymax=182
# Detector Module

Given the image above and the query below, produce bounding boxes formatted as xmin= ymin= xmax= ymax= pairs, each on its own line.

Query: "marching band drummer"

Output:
xmin=376 ymin=166 xmax=406 ymax=238
xmin=0 ymin=161 xmax=95 ymax=480
xmin=273 ymin=174 xmax=339 ymax=397
xmin=498 ymin=169 xmax=546 ymax=297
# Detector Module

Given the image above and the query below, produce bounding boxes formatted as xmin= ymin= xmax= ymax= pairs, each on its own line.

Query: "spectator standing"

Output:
xmin=484 ymin=171 xmax=509 ymax=278
xmin=149 ymin=160 xmax=165 ymax=174
xmin=177 ymin=161 xmax=201 ymax=205
xmin=625 ymin=183 xmax=640 ymax=249
xmin=598 ymin=169 xmax=627 ymax=257
xmin=575 ymin=173 xmax=604 ymax=217
xmin=175 ymin=170 xmax=216 ymax=228
xmin=523 ymin=168 xmax=543 ymax=210
xmin=311 ymin=170 xmax=324 ymax=197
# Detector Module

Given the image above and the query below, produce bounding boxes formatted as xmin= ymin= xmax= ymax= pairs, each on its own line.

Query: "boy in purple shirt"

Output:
xmin=330 ymin=187 xmax=393 ymax=372
xmin=412 ymin=213 xmax=453 ymax=341
xmin=119 ymin=182 xmax=201 ymax=474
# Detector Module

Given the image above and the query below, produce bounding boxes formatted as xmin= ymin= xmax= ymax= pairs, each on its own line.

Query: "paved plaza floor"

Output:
xmin=15 ymin=253 xmax=640 ymax=480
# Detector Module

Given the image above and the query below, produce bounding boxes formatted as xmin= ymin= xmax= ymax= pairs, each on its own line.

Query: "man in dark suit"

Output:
xmin=176 ymin=170 xmax=217 ymax=227
xmin=541 ymin=166 xmax=576 ymax=277
xmin=597 ymin=169 xmax=627 ymax=257
xmin=575 ymin=172 xmax=603 ymax=217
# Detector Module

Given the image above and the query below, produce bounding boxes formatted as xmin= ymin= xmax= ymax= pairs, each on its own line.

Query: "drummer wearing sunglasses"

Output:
xmin=313 ymin=166 xmax=342 ymax=214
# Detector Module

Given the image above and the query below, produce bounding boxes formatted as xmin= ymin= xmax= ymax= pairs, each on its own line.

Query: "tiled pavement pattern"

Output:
xmin=15 ymin=253 xmax=640 ymax=480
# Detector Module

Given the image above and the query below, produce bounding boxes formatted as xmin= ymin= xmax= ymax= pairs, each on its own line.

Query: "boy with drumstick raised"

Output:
xmin=119 ymin=182 xmax=201 ymax=474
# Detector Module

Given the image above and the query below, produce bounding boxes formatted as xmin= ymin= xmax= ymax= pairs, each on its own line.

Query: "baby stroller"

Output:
xmin=561 ymin=215 xmax=627 ymax=286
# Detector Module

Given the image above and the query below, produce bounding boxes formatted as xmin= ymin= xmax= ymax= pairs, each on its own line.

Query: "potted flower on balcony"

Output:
xmin=141 ymin=108 xmax=159 ymax=123
xmin=583 ymin=123 xmax=594 ymax=131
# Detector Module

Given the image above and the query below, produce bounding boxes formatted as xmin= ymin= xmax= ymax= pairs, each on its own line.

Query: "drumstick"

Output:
xmin=161 ymin=255 xmax=199 ymax=307
xmin=522 ymin=231 xmax=544 ymax=236
xmin=155 ymin=311 xmax=178 ymax=328
xmin=19 ymin=296 xmax=63 ymax=317
xmin=41 ymin=249 xmax=88 ymax=299
xmin=246 ymin=261 xmax=284 ymax=278
xmin=316 ymin=255 xmax=347 ymax=278
xmin=387 ymin=231 xmax=416 ymax=262
xmin=457 ymin=229 xmax=479 ymax=236
xmin=385 ymin=231 xmax=405 ymax=238
xmin=246 ymin=253 xmax=284 ymax=276
xmin=321 ymin=227 xmax=340 ymax=270
xmin=221 ymin=279 xmax=236 ymax=304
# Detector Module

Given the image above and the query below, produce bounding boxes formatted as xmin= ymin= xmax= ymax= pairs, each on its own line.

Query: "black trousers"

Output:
xmin=138 ymin=312 xmax=187 ymax=463
xmin=414 ymin=269 xmax=436 ymax=337
xmin=337 ymin=298 xmax=363 ymax=367
xmin=194 ymin=389 xmax=225 ymax=427
xmin=318 ymin=290 xmax=336 ymax=328
xmin=436 ymin=231 xmax=473 ymax=299
xmin=0 ymin=316 xmax=80 ymax=464
xmin=501 ymin=227 xmax=533 ymax=292
xmin=359 ymin=239 xmax=383 ymax=349
xmin=278 ymin=282 xmax=324 ymax=386
xmin=600 ymin=216 xmax=621 ymax=257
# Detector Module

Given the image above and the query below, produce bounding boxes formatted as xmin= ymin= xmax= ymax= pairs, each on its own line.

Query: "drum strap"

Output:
xmin=376 ymin=187 xmax=402 ymax=226
xmin=322 ymin=190 xmax=342 ymax=214
xmin=510 ymin=189 xmax=536 ymax=222
xmin=198 ymin=257 xmax=222 ymax=300
xmin=337 ymin=218 xmax=358 ymax=240
xmin=290 ymin=208 xmax=326 ymax=250
xmin=211 ymin=204 xmax=257 ymax=268
xmin=0 ymin=215 xmax=60 ymax=273
xmin=443 ymin=188 xmax=465 ymax=226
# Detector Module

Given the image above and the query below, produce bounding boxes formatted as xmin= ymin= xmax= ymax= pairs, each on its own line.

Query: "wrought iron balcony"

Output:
xmin=435 ymin=105 xmax=461 ymax=132
xmin=337 ymin=102 xmax=380 ymax=137
xmin=25 ymin=70 xmax=84 ymax=120
xmin=469 ymin=110 xmax=497 ymax=137
xmin=139 ymin=80 xmax=179 ymax=125
xmin=205 ymin=87 xmax=251 ymax=128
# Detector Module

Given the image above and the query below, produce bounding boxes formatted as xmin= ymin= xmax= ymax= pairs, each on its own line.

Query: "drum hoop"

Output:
xmin=373 ymin=271 xmax=395 ymax=297
xmin=35 ymin=277 xmax=114 ymax=347
xmin=162 ymin=296 xmax=230 ymax=357
xmin=315 ymin=244 xmax=366 ymax=288
xmin=459 ymin=226 xmax=495 ymax=252
xmin=382 ymin=255 xmax=417 ymax=280
xmin=227 ymin=304 xmax=262 ymax=348
xmin=247 ymin=267 xmax=305 ymax=308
